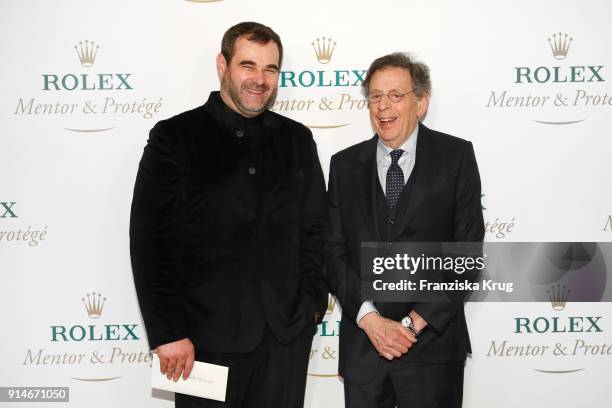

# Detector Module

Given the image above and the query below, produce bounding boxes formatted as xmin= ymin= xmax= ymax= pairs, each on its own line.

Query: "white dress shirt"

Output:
xmin=357 ymin=124 xmax=419 ymax=326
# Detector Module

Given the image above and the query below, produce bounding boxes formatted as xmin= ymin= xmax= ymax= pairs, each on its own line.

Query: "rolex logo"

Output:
xmin=74 ymin=40 xmax=100 ymax=67
xmin=311 ymin=37 xmax=336 ymax=64
xmin=326 ymin=294 xmax=337 ymax=314
xmin=81 ymin=292 xmax=106 ymax=318
xmin=547 ymin=284 xmax=570 ymax=311
xmin=547 ymin=32 xmax=572 ymax=60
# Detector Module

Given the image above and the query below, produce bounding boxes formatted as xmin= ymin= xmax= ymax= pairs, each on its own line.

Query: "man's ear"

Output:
xmin=216 ymin=53 xmax=227 ymax=80
xmin=417 ymin=93 xmax=430 ymax=118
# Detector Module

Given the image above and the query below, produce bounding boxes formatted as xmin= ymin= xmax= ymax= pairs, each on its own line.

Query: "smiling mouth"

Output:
xmin=378 ymin=117 xmax=397 ymax=128
xmin=245 ymin=88 xmax=266 ymax=96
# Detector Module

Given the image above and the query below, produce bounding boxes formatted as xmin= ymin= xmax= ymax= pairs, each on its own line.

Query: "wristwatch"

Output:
xmin=401 ymin=315 xmax=419 ymax=337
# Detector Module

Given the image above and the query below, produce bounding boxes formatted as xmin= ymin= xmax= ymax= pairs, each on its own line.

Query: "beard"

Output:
xmin=222 ymin=73 xmax=277 ymax=117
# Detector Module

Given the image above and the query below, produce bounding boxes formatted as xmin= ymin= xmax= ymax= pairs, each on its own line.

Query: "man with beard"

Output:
xmin=130 ymin=22 xmax=328 ymax=408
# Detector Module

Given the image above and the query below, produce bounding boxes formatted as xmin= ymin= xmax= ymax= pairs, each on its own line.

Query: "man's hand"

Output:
xmin=359 ymin=313 xmax=417 ymax=360
xmin=155 ymin=338 xmax=195 ymax=382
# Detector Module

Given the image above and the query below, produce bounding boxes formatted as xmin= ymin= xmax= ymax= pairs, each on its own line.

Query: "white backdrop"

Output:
xmin=1 ymin=0 xmax=612 ymax=407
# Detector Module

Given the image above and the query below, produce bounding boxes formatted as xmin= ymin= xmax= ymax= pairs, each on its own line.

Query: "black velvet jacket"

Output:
xmin=130 ymin=92 xmax=328 ymax=353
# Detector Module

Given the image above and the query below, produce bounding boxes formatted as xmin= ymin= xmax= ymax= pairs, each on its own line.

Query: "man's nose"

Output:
xmin=377 ymin=95 xmax=391 ymax=110
xmin=252 ymin=69 xmax=265 ymax=85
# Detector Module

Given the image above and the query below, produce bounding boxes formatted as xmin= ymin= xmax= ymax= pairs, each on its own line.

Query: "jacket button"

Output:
xmin=248 ymin=167 xmax=256 ymax=175
xmin=236 ymin=130 xmax=244 ymax=138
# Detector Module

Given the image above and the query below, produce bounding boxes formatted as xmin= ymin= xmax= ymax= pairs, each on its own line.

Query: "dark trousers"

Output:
xmin=344 ymin=360 xmax=464 ymax=408
xmin=176 ymin=325 xmax=314 ymax=408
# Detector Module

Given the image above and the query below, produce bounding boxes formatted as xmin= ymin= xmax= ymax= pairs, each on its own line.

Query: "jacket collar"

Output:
xmin=203 ymin=91 xmax=281 ymax=130
xmin=354 ymin=123 xmax=439 ymax=240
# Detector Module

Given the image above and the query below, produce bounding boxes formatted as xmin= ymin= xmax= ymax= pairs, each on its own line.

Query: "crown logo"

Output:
xmin=547 ymin=33 xmax=572 ymax=60
xmin=81 ymin=292 xmax=106 ymax=318
xmin=326 ymin=294 xmax=337 ymax=314
xmin=311 ymin=37 xmax=336 ymax=64
xmin=74 ymin=40 xmax=100 ymax=67
xmin=547 ymin=284 xmax=570 ymax=311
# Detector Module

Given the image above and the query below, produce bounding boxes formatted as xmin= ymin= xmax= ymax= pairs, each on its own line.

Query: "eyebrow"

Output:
xmin=370 ymin=88 xmax=406 ymax=94
xmin=238 ymin=60 xmax=279 ymax=71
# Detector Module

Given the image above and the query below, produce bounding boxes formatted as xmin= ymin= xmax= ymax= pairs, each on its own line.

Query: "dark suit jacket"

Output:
xmin=130 ymin=92 xmax=328 ymax=354
xmin=324 ymin=123 xmax=484 ymax=384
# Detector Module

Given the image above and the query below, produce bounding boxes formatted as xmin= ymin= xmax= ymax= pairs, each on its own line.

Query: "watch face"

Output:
xmin=402 ymin=316 xmax=413 ymax=328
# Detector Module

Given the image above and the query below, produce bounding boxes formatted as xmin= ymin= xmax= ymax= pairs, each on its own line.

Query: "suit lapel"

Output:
xmin=356 ymin=136 xmax=382 ymax=242
xmin=392 ymin=124 xmax=439 ymax=240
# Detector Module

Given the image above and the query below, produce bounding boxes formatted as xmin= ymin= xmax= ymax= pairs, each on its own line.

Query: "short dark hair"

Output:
xmin=361 ymin=52 xmax=431 ymax=98
xmin=221 ymin=22 xmax=283 ymax=68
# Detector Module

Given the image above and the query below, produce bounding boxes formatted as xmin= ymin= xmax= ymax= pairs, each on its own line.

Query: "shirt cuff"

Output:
xmin=357 ymin=301 xmax=379 ymax=328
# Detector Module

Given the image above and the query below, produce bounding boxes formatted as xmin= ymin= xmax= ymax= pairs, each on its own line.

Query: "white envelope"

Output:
xmin=151 ymin=354 xmax=228 ymax=402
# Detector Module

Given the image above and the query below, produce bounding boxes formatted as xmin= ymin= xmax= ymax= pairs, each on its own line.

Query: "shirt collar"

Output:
xmin=377 ymin=123 xmax=419 ymax=159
